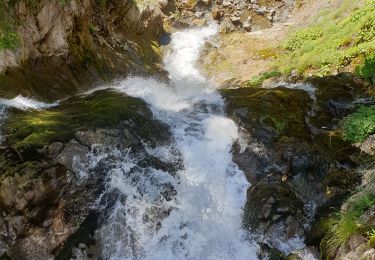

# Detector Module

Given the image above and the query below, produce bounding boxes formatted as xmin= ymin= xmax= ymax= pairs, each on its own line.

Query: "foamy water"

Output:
xmin=90 ymin=23 xmax=260 ymax=259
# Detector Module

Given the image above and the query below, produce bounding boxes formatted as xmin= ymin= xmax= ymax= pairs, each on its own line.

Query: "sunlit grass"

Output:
xmin=275 ymin=0 xmax=375 ymax=77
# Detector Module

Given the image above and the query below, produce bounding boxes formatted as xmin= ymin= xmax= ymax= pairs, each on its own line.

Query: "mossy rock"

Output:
xmin=3 ymin=89 xmax=169 ymax=160
xmin=221 ymin=87 xmax=311 ymax=141
xmin=307 ymin=73 xmax=370 ymax=129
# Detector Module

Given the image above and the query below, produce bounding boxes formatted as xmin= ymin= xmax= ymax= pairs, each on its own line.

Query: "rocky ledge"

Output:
xmin=0 ymin=89 xmax=178 ymax=259
xmin=222 ymin=73 xmax=374 ymax=258
xmin=0 ymin=0 xmax=167 ymax=101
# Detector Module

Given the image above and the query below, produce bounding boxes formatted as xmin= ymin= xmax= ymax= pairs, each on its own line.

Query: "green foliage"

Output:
xmin=275 ymin=0 xmax=375 ymax=76
xmin=355 ymin=54 xmax=375 ymax=84
xmin=285 ymin=28 xmax=323 ymax=51
xmin=0 ymin=30 xmax=20 ymax=50
xmin=58 ymin=0 xmax=70 ymax=5
xmin=369 ymin=229 xmax=375 ymax=248
xmin=245 ymin=70 xmax=281 ymax=87
xmin=323 ymin=191 xmax=375 ymax=255
xmin=95 ymin=0 xmax=107 ymax=6
xmin=342 ymin=105 xmax=375 ymax=143
xmin=0 ymin=1 xmax=21 ymax=50
xmin=88 ymin=23 xmax=98 ymax=34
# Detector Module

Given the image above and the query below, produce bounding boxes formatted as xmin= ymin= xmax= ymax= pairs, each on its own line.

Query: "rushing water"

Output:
xmin=0 ymin=23 xmax=319 ymax=259
xmin=0 ymin=95 xmax=56 ymax=141
xmin=88 ymin=24 xmax=260 ymax=259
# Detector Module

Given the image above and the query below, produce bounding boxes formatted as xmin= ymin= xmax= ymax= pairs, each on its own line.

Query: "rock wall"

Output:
xmin=0 ymin=0 xmax=166 ymax=101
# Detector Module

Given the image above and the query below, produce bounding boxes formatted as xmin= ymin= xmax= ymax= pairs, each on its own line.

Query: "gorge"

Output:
xmin=0 ymin=0 xmax=374 ymax=259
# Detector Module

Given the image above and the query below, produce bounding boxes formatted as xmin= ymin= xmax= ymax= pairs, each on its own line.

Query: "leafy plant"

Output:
xmin=0 ymin=30 xmax=20 ymax=50
xmin=355 ymin=54 xmax=375 ymax=84
xmin=342 ymin=105 xmax=375 ymax=143
xmin=274 ymin=0 xmax=375 ymax=76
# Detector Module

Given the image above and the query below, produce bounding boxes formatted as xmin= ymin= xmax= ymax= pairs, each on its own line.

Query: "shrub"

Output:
xmin=355 ymin=54 xmax=375 ymax=84
xmin=0 ymin=30 xmax=20 ymax=50
xmin=342 ymin=105 xmax=375 ymax=143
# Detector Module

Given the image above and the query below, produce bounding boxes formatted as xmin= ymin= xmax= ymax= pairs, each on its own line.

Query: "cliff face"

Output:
xmin=0 ymin=0 xmax=166 ymax=101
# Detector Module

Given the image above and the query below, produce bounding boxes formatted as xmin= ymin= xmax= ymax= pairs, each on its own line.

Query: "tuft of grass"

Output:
xmin=245 ymin=70 xmax=281 ymax=87
xmin=355 ymin=53 xmax=375 ymax=84
xmin=0 ymin=1 xmax=21 ymax=50
xmin=342 ymin=105 xmax=375 ymax=143
xmin=368 ymin=229 xmax=375 ymax=248
xmin=323 ymin=191 xmax=375 ymax=255
xmin=0 ymin=30 xmax=20 ymax=50
xmin=275 ymin=0 xmax=375 ymax=77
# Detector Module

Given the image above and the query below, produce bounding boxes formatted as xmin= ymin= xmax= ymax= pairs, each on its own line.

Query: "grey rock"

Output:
xmin=46 ymin=142 xmax=64 ymax=159
xmin=259 ymin=203 xmax=272 ymax=219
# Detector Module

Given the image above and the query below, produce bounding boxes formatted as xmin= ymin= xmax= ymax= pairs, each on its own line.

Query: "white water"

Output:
xmin=91 ymin=23 xmax=259 ymax=259
xmin=0 ymin=95 xmax=56 ymax=141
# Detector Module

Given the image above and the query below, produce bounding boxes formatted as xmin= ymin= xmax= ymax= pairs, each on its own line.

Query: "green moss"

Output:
xmin=369 ymin=230 xmax=375 ymax=248
xmin=0 ymin=30 xmax=20 ymax=50
xmin=58 ymin=0 xmax=70 ymax=5
xmin=245 ymin=70 xmax=281 ymax=87
xmin=342 ymin=105 xmax=375 ymax=143
xmin=274 ymin=0 xmax=375 ymax=77
xmin=95 ymin=0 xmax=108 ymax=6
xmin=222 ymin=87 xmax=310 ymax=139
xmin=4 ymin=90 xmax=164 ymax=159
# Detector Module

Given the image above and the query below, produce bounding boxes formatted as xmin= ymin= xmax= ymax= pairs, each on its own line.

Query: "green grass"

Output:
xmin=275 ymin=0 xmax=375 ymax=77
xmin=245 ymin=70 xmax=281 ymax=87
xmin=323 ymin=191 xmax=375 ymax=255
xmin=355 ymin=53 xmax=375 ymax=84
xmin=342 ymin=105 xmax=375 ymax=143
xmin=0 ymin=30 xmax=20 ymax=50
xmin=0 ymin=1 xmax=21 ymax=50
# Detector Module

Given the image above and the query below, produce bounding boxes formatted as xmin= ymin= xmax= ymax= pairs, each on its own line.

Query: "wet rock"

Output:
xmin=158 ymin=0 xmax=169 ymax=9
xmin=200 ymin=0 xmax=211 ymax=6
xmin=349 ymin=234 xmax=367 ymax=251
xmin=359 ymin=205 xmax=375 ymax=226
xmin=24 ymin=191 xmax=35 ymax=202
xmin=55 ymin=141 xmax=89 ymax=171
xmin=267 ymin=196 xmax=276 ymax=204
xmin=195 ymin=11 xmax=204 ymax=18
xmin=15 ymin=198 xmax=28 ymax=212
xmin=211 ymin=9 xmax=222 ymax=20
xmin=220 ymin=17 xmax=236 ymax=33
xmin=223 ymin=74 xmax=368 ymax=255
xmin=193 ymin=18 xmax=207 ymax=27
xmin=243 ymin=16 xmax=252 ymax=31
xmin=46 ymin=142 xmax=64 ymax=159
xmin=230 ymin=16 xmax=241 ymax=24
xmin=222 ymin=0 xmax=232 ymax=8
xmin=259 ymin=203 xmax=272 ymax=219
xmin=285 ymin=216 xmax=303 ymax=239
xmin=0 ymin=177 xmax=17 ymax=207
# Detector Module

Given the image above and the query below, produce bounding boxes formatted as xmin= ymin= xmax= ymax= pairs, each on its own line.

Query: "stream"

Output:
xmin=92 ymin=23 xmax=260 ymax=259
xmin=0 ymin=24 xmax=318 ymax=259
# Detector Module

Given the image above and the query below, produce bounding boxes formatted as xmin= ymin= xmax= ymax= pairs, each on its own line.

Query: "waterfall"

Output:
xmin=92 ymin=24 xmax=260 ymax=259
